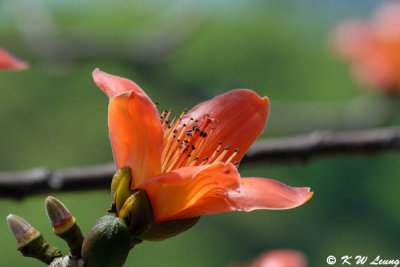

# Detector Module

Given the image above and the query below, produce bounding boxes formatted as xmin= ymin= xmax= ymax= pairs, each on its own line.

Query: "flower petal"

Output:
xmin=140 ymin=163 xmax=312 ymax=222
xmin=92 ymin=68 xmax=146 ymax=99
xmin=227 ymin=177 xmax=313 ymax=211
xmin=0 ymin=47 xmax=28 ymax=71
xmin=139 ymin=162 xmax=241 ymax=222
xmin=109 ymin=91 xmax=164 ymax=188
xmin=180 ymin=89 xmax=269 ymax=164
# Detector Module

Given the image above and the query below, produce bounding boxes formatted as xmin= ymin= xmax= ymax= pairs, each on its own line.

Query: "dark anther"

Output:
xmin=234 ymin=148 xmax=239 ymax=152
xmin=225 ymin=146 xmax=230 ymax=150
xmin=200 ymin=130 xmax=207 ymax=137
xmin=192 ymin=124 xmax=200 ymax=132
xmin=234 ymin=161 xmax=239 ymax=165
xmin=191 ymin=145 xmax=195 ymax=150
xmin=173 ymin=130 xmax=178 ymax=133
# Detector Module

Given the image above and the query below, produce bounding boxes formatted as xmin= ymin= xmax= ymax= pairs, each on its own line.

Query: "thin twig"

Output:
xmin=2 ymin=127 xmax=400 ymax=199
xmin=244 ymin=127 xmax=400 ymax=163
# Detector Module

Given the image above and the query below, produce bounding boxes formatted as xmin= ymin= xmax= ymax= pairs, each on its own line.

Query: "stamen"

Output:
xmin=161 ymin=108 xmax=243 ymax=172
xmin=207 ymin=141 xmax=223 ymax=163
xmin=160 ymin=110 xmax=167 ymax=120
xmin=164 ymin=115 xmax=177 ymax=137
xmin=214 ymin=146 xmax=230 ymax=163
xmin=189 ymin=157 xmax=199 ymax=167
xmin=226 ymin=148 xmax=239 ymax=164
xmin=163 ymin=110 xmax=172 ymax=124
xmin=162 ymin=123 xmax=189 ymax=169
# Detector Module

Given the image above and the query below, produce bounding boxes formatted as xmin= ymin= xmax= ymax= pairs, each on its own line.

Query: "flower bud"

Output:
xmin=7 ymin=214 xmax=62 ymax=264
xmin=82 ymin=215 xmax=131 ymax=267
xmin=45 ymin=196 xmax=75 ymax=235
xmin=45 ymin=196 xmax=84 ymax=258
xmin=7 ymin=214 xmax=40 ymax=249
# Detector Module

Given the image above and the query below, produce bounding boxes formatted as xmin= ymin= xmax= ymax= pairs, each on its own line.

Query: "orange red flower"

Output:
xmin=332 ymin=2 xmax=400 ymax=91
xmin=93 ymin=69 xmax=313 ymax=223
xmin=0 ymin=47 xmax=28 ymax=71
xmin=248 ymin=249 xmax=308 ymax=267
xmin=333 ymin=2 xmax=400 ymax=92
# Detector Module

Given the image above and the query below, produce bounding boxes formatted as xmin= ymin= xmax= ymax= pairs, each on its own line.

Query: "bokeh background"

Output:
xmin=1 ymin=0 xmax=399 ymax=266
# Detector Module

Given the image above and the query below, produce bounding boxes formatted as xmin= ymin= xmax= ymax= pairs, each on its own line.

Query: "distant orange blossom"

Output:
xmin=332 ymin=2 xmax=400 ymax=92
xmin=247 ymin=249 xmax=308 ymax=267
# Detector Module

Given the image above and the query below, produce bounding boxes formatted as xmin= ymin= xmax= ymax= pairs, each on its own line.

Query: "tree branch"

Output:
xmin=2 ymin=127 xmax=400 ymax=199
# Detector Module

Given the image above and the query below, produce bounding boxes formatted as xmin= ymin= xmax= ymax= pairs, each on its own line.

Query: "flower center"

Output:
xmin=160 ymin=109 xmax=239 ymax=173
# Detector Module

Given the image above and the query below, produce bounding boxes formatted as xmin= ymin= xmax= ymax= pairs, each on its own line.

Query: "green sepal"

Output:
xmin=109 ymin=167 xmax=133 ymax=214
xmin=139 ymin=216 xmax=200 ymax=241
xmin=118 ymin=189 xmax=155 ymax=237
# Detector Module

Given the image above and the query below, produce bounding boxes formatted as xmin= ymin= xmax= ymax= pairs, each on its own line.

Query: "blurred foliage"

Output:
xmin=0 ymin=0 xmax=399 ymax=266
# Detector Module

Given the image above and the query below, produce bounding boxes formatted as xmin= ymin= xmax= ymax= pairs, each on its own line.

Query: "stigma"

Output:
xmin=160 ymin=109 xmax=240 ymax=173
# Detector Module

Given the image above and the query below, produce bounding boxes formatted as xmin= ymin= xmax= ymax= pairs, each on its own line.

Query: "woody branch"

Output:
xmin=1 ymin=127 xmax=400 ymax=199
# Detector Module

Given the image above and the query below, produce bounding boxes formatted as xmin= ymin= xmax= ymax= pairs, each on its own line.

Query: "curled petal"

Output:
xmin=227 ymin=177 xmax=313 ymax=211
xmin=0 ymin=47 xmax=28 ymax=71
xmin=180 ymin=89 xmax=269 ymax=164
xmin=109 ymin=91 xmax=164 ymax=188
xmin=139 ymin=162 xmax=241 ymax=222
xmin=93 ymin=68 xmax=146 ymax=99
xmin=140 ymin=163 xmax=312 ymax=222
xmin=250 ymin=249 xmax=308 ymax=267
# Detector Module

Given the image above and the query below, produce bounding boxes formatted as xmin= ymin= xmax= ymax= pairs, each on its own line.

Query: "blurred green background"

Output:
xmin=1 ymin=0 xmax=399 ymax=266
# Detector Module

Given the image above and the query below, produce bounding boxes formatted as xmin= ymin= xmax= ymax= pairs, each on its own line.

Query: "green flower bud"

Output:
xmin=7 ymin=214 xmax=40 ymax=249
xmin=7 ymin=214 xmax=62 ymax=264
xmin=82 ymin=215 xmax=131 ymax=267
xmin=45 ymin=196 xmax=84 ymax=257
